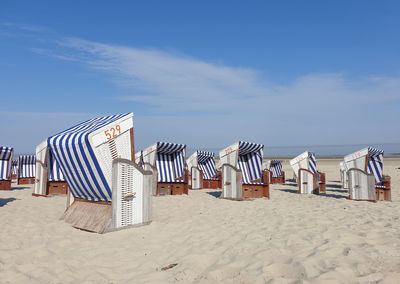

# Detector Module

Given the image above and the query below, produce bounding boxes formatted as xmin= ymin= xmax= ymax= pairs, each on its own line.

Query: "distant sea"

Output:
xmin=16 ymin=143 xmax=400 ymax=159
xmin=188 ymin=143 xmax=400 ymax=158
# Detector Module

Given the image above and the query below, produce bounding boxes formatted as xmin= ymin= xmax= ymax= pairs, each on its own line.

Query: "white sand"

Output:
xmin=1 ymin=158 xmax=399 ymax=283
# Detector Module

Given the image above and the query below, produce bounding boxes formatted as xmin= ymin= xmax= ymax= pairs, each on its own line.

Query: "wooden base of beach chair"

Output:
xmin=318 ymin=172 xmax=326 ymax=194
xmin=18 ymin=177 xmax=35 ymax=185
xmin=203 ymin=179 xmax=221 ymax=189
xmin=242 ymin=184 xmax=270 ymax=199
xmin=375 ymin=175 xmax=391 ymax=201
xmin=63 ymin=198 xmax=112 ymax=233
xmin=269 ymin=171 xmax=285 ymax=184
xmin=157 ymin=182 xmax=188 ymax=196
xmin=346 ymin=195 xmax=377 ymax=202
xmin=47 ymin=181 xmax=68 ymax=195
xmin=375 ymin=189 xmax=391 ymax=201
xmin=0 ymin=180 xmax=12 ymax=190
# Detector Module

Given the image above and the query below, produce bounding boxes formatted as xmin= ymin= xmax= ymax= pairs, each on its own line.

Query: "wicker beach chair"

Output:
xmin=44 ymin=113 xmax=152 ymax=233
xmin=187 ymin=151 xmax=221 ymax=189
xmin=219 ymin=141 xmax=269 ymax=200
xmin=0 ymin=147 xmax=14 ymax=190
xmin=344 ymin=147 xmax=391 ymax=201
xmin=290 ymin=151 xmax=326 ymax=194
xmin=137 ymin=142 xmax=188 ymax=196
xmin=267 ymin=160 xmax=285 ymax=184
xmin=17 ymin=155 xmax=36 ymax=185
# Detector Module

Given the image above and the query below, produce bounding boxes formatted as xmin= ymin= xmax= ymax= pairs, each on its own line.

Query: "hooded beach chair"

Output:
xmin=17 ymin=155 xmax=36 ymax=185
xmin=290 ymin=151 xmax=326 ymax=194
xmin=344 ymin=147 xmax=391 ymax=201
xmin=0 ymin=147 xmax=14 ymax=190
xmin=187 ymin=151 xmax=221 ymax=190
xmin=138 ymin=142 xmax=188 ymax=196
xmin=339 ymin=161 xmax=349 ymax=189
xmin=34 ymin=140 xmax=68 ymax=196
xmin=219 ymin=141 xmax=269 ymax=199
xmin=266 ymin=160 xmax=285 ymax=184
xmin=45 ymin=113 xmax=152 ymax=233
xmin=11 ymin=159 xmax=18 ymax=180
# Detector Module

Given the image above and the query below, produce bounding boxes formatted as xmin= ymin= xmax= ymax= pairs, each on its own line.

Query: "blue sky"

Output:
xmin=1 ymin=0 xmax=399 ymax=153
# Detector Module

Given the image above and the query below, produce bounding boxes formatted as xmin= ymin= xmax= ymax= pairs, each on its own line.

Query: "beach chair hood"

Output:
xmin=47 ymin=113 xmax=134 ymax=202
xmin=18 ymin=155 xmax=36 ymax=178
xmin=220 ymin=141 xmax=264 ymax=184
xmin=269 ymin=160 xmax=283 ymax=178
xmin=196 ymin=151 xmax=217 ymax=180
xmin=290 ymin=151 xmax=317 ymax=174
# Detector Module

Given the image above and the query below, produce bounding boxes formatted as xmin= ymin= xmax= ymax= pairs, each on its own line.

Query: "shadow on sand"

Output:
xmin=206 ymin=191 xmax=222 ymax=198
xmin=0 ymin=198 xmax=17 ymax=207
xmin=12 ymin=187 xmax=29 ymax=191
xmin=326 ymin=183 xmax=343 ymax=189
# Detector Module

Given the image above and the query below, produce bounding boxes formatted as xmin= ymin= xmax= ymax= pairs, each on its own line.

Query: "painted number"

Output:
xmin=104 ymin=125 xmax=121 ymax=140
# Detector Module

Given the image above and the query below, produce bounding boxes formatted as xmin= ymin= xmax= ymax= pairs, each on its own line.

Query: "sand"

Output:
xmin=1 ymin=158 xmax=399 ymax=283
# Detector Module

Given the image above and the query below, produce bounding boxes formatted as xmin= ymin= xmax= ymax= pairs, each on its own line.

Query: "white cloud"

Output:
xmin=54 ymin=38 xmax=400 ymax=147
xmin=2 ymin=27 xmax=399 ymax=151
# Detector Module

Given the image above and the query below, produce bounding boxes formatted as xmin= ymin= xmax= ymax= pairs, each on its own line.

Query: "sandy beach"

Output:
xmin=1 ymin=158 xmax=399 ymax=283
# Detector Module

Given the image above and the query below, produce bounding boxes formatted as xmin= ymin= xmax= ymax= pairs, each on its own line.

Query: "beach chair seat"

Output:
xmin=220 ymin=141 xmax=269 ymax=200
xmin=0 ymin=147 xmax=13 ymax=190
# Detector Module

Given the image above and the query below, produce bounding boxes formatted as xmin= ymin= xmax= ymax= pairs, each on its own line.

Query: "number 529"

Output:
xmin=104 ymin=125 xmax=121 ymax=140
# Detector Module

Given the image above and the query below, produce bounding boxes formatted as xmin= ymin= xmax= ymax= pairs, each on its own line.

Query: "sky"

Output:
xmin=0 ymin=0 xmax=399 ymax=154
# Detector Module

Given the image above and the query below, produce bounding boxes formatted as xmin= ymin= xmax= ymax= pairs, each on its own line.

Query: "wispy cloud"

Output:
xmin=58 ymin=37 xmax=400 ymax=115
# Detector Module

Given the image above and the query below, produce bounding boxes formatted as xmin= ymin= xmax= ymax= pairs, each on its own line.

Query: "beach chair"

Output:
xmin=11 ymin=159 xmax=18 ymax=180
xmin=339 ymin=161 xmax=349 ymax=189
xmin=33 ymin=140 xmax=68 ymax=196
xmin=219 ymin=141 xmax=269 ymax=200
xmin=344 ymin=147 xmax=391 ymax=201
xmin=266 ymin=160 xmax=285 ymax=184
xmin=46 ymin=113 xmax=152 ymax=233
xmin=17 ymin=155 xmax=36 ymax=185
xmin=0 ymin=147 xmax=14 ymax=190
xmin=187 ymin=151 xmax=221 ymax=189
xmin=138 ymin=142 xmax=188 ymax=196
xmin=290 ymin=151 xmax=326 ymax=194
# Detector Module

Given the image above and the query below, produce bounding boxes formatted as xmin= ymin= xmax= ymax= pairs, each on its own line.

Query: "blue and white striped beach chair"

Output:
xmin=267 ymin=160 xmax=285 ymax=184
xmin=11 ymin=159 xmax=18 ymax=179
xmin=219 ymin=141 xmax=269 ymax=199
xmin=34 ymin=140 xmax=68 ymax=196
xmin=290 ymin=151 xmax=325 ymax=194
xmin=43 ymin=113 xmax=152 ymax=233
xmin=344 ymin=147 xmax=390 ymax=201
xmin=17 ymin=155 xmax=36 ymax=185
xmin=0 ymin=146 xmax=14 ymax=190
xmin=187 ymin=151 xmax=221 ymax=189
xmin=138 ymin=142 xmax=188 ymax=195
